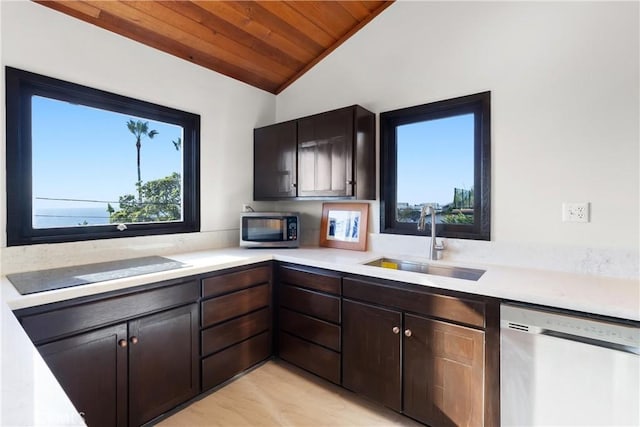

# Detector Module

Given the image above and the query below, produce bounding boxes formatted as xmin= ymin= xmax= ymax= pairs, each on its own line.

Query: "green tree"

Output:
xmin=110 ymin=173 xmax=181 ymax=223
xmin=126 ymin=119 xmax=158 ymax=199
xmin=397 ymin=207 xmax=421 ymax=222
xmin=442 ymin=211 xmax=474 ymax=224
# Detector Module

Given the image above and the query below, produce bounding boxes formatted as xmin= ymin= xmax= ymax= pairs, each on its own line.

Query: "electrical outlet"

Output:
xmin=562 ymin=202 xmax=590 ymax=223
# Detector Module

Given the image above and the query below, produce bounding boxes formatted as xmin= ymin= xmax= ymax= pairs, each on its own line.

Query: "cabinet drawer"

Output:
xmin=343 ymin=278 xmax=485 ymax=328
xmin=280 ymin=285 xmax=340 ymax=324
xmin=202 ymin=284 xmax=270 ymax=328
xmin=20 ymin=281 xmax=200 ymax=344
xmin=279 ymin=265 xmax=341 ymax=295
xmin=201 ymin=308 xmax=270 ymax=357
xmin=279 ymin=308 xmax=340 ymax=352
xmin=202 ymin=331 xmax=271 ymax=391
xmin=202 ymin=265 xmax=270 ymax=298
xmin=279 ymin=332 xmax=340 ymax=384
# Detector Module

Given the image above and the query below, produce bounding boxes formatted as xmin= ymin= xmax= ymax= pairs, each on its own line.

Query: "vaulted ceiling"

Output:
xmin=35 ymin=1 xmax=394 ymax=94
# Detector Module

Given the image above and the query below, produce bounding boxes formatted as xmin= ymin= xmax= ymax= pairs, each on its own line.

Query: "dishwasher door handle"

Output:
xmin=502 ymin=319 xmax=640 ymax=356
xmin=540 ymin=329 xmax=640 ymax=356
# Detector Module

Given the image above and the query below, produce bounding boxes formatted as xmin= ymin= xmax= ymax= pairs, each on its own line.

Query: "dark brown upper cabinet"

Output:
xmin=254 ymin=105 xmax=375 ymax=200
xmin=254 ymin=120 xmax=298 ymax=199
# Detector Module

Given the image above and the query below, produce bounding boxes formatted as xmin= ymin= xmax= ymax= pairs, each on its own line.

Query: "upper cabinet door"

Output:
xmin=297 ymin=107 xmax=354 ymax=197
xmin=254 ymin=120 xmax=297 ymax=199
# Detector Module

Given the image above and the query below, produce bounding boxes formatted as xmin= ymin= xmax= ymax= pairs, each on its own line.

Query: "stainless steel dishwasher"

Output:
xmin=501 ymin=303 xmax=640 ymax=426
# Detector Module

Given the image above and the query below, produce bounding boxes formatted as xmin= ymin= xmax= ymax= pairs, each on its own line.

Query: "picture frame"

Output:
xmin=319 ymin=202 xmax=369 ymax=251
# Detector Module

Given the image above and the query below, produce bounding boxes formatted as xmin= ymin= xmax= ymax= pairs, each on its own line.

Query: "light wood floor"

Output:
xmin=158 ymin=360 xmax=421 ymax=426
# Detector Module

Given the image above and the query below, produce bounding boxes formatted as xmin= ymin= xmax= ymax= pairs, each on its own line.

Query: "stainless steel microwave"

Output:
xmin=240 ymin=212 xmax=300 ymax=248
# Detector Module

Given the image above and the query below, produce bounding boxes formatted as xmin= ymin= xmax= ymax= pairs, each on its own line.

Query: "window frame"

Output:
xmin=379 ymin=91 xmax=491 ymax=240
xmin=5 ymin=67 xmax=201 ymax=246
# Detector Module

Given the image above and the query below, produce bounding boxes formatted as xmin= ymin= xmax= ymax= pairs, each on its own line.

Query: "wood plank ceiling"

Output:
xmin=34 ymin=1 xmax=394 ymax=94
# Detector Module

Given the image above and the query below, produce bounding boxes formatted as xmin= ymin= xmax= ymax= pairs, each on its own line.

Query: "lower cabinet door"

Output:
xmin=128 ymin=303 xmax=199 ymax=427
xmin=342 ymin=299 xmax=402 ymax=411
xmin=38 ymin=324 xmax=128 ymax=427
xmin=403 ymin=313 xmax=485 ymax=427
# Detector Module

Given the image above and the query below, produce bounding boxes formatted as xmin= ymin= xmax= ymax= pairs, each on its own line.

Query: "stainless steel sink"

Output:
xmin=364 ymin=257 xmax=485 ymax=281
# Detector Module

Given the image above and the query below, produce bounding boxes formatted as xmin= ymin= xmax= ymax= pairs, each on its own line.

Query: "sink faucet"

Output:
xmin=417 ymin=205 xmax=445 ymax=260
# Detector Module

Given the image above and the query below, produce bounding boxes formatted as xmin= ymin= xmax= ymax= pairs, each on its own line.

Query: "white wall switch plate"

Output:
xmin=562 ymin=202 xmax=590 ymax=223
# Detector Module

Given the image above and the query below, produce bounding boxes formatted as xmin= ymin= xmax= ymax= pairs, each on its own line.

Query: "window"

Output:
xmin=379 ymin=92 xmax=490 ymax=240
xmin=6 ymin=67 xmax=200 ymax=246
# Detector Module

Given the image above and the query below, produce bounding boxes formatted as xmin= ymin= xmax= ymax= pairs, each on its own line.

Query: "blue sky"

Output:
xmin=396 ymin=113 xmax=474 ymax=206
xmin=31 ymin=96 xmax=183 ymax=211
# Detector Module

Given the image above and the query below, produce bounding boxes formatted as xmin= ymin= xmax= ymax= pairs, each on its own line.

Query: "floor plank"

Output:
xmin=158 ymin=360 xmax=421 ymax=426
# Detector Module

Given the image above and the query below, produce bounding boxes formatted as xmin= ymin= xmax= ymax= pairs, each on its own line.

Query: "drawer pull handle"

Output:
xmin=392 ymin=326 xmax=400 ymax=334
xmin=79 ymin=412 xmax=86 ymax=418
xmin=118 ymin=339 xmax=128 ymax=348
xmin=130 ymin=336 xmax=139 ymax=345
xmin=404 ymin=329 xmax=413 ymax=337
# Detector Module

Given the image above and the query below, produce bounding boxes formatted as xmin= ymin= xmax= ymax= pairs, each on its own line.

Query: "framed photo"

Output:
xmin=320 ymin=202 xmax=369 ymax=251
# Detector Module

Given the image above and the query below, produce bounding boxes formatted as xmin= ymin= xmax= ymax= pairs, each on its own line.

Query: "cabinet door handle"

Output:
xmin=130 ymin=336 xmax=139 ymax=345
xmin=392 ymin=326 xmax=400 ymax=334
xmin=404 ymin=329 xmax=412 ymax=337
xmin=291 ymin=183 xmax=297 ymax=188
xmin=118 ymin=339 xmax=128 ymax=348
xmin=346 ymin=180 xmax=354 ymax=185
xmin=79 ymin=412 xmax=86 ymax=419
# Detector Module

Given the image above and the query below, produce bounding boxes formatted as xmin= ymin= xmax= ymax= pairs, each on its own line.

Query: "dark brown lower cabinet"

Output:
xmin=403 ymin=314 xmax=485 ymax=427
xmin=39 ymin=303 xmax=199 ymax=427
xmin=278 ymin=331 xmax=341 ymax=384
xmin=128 ymin=304 xmax=199 ymax=426
xmin=18 ymin=280 xmax=201 ymax=427
xmin=342 ymin=299 xmax=402 ymax=411
xmin=276 ymin=264 xmax=343 ymax=384
xmin=342 ymin=288 xmax=492 ymax=426
xmin=38 ymin=324 xmax=128 ymax=427
xmin=200 ymin=264 xmax=273 ymax=392
xmin=202 ymin=331 xmax=271 ymax=390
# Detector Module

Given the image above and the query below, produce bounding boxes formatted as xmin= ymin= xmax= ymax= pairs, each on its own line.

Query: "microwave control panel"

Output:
xmin=287 ymin=217 xmax=298 ymax=241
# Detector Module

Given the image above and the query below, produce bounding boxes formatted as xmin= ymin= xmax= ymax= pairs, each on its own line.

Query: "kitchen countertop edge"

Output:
xmin=3 ymin=246 xmax=638 ymax=322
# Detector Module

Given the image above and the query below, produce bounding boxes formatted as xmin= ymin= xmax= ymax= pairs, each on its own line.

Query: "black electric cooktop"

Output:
xmin=7 ymin=256 xmax=187 ymax=295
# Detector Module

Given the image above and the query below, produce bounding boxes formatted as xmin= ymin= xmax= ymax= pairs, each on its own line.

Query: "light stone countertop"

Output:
xmin=4 ymin=246 xmax=638 ymax=321
xmin=1 ymin=246 xmax=639 ymax=426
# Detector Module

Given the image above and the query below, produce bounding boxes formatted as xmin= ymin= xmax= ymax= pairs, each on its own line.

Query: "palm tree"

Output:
xmin=126 ymin=119 xmax=158 ymax=199
xmin=172 ymin=137 xmax=181 ymax=151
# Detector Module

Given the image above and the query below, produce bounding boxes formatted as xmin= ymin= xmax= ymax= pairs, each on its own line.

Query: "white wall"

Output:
xmin=0 ymin=1 xmax=275 ymax=273
xmin=276 ymin=1 xmax=639 ymax=277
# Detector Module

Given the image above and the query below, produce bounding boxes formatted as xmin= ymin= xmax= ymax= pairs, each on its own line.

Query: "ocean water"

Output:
xmin=33 ymin=207 xmax=112 ymax=228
